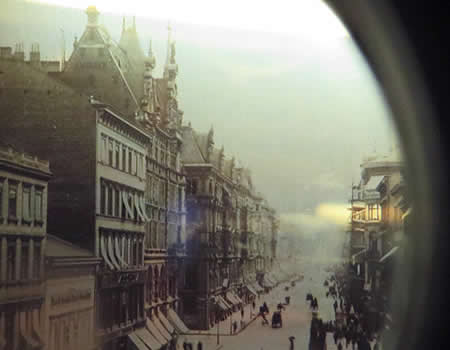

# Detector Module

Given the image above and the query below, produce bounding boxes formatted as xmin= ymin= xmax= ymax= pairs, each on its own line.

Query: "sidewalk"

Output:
xmin=186 ymin=302 xmax=261 ymax=337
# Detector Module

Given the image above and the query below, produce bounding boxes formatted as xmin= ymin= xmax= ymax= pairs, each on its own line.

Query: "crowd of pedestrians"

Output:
xmin=324 ymin=268 xmax=381 ymax=350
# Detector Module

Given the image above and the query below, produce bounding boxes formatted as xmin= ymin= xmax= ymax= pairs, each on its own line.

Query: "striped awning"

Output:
xmin=135 ymin=327 xmax=162 ymax=350
xmin=167 ymin=308 xmax=191 ymax=334
xmin=379 ymin=246 xmax=399 ymax=263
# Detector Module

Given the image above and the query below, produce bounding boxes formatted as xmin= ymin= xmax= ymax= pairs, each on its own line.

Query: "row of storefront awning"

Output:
xmin=128 ymin=308 xmax=193 ymax=350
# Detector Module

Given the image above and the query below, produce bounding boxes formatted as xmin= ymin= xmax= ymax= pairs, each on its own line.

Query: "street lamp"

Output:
xmin=215 ymin=300 xmax=220 ymax=345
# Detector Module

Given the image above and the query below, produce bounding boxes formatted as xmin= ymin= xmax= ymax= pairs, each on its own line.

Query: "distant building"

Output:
xmin=0 ymin=145 xmax=51 ymax=350
xmin=179 ymin=125 xmax=277 ymax=329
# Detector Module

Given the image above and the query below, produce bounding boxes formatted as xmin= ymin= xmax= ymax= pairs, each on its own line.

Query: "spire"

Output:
xmin=86 ymin=6 xmax=100 ymax=26
xmin=148 ymin=38 xmax=153 ymax=58
xmin=165 ymin=21 xmax=172 ymax=67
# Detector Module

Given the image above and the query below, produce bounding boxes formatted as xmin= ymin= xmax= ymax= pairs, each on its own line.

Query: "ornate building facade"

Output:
xmin=0 ymin=146 xmax=51 ymax=350
xmin=0 ymin=4 xmax=278 ymax=347
xmin=179 ymin=125 xmax=278 ymax=330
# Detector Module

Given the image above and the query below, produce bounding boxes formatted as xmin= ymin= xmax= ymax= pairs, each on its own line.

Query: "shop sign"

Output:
xmin=51 ymin=289 xmax=92 ymax=306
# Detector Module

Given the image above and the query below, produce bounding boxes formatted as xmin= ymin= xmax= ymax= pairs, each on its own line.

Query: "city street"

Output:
xmin=184 ymin=261 xmax=340 ymax=350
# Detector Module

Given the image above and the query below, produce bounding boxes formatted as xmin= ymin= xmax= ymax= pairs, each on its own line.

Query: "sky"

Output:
xmin=0 ymin=0 xmax=399 ymax=248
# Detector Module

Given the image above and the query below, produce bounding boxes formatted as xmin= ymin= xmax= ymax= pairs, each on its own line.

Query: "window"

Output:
xmin=108 ymin=140 xmax=113 ymax=166
xmin=35 ymin=188 xmax=43 ymax=222
xmin=8 ymin=183 xmax=17 ymax=218
xmin=5 ymin=311 xmax=14 ymax=349
xmin=7 ymin=240 xmax=15 ymax=280
xmin=100 ymin=182 xmax=106 ymax=214
xmin=128 ymin=150 xmax=132 ymax=173
xmin=22 ymin=185 xmax=31 ymax=221
xmin=108 ymin=185 xmax=113 ymax=216
xmin=122 ymin=147 xmax=127 ymax=171
xmin=0 ymin=178 xmax=3 ymax=218
xmin=102 ymin=135 xmax=107 ymax=163
xmin=114 ymin=188 xmax=120 ymax=217
xmin=34 ymin=241 xmax=41 ymax=278
xmin=135 ymin=152 xmax=139 ymax=176
xmin=115 ymin=143 xmax=120 ymax=169
xmin=21 ymin=239 xmax=28 ymax=280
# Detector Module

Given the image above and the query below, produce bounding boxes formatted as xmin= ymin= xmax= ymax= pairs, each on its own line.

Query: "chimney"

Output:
xmin=86 ymin=6 xmax=100 ymax=26
xmin=14 ymin=43 xmax=24 ymax=61
xmin=30 ymin=43 xmax=41 ymax=67
xmin=0 ymin=47 xmax=13 ymax=59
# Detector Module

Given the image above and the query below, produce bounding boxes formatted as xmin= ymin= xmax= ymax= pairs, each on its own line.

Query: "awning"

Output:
xmin=20 ymin=318 xmax=41 ymax=349
xmin=128 ymin=332 xmax=148 ymax=350
xmin=220 ymin=296 xmax=232 ymax=310
xmin=135 ymin=194 xmax=146 ymax=222
xmin=115 ymin=236 xmax=128 ymax=267
xmin=253 ymin=283 xmax=264 ymax=293
xmin=158 ymin=311 xmax=175 ymax=335
xmin=108 ymin=235 xmax=121 ymax=270
xmin=146 ymin=319 xmax=167 ymax=346
xmin=100 ymin=235 xmax=115 ymax=270
xmin=153 ymin=317 xmax=172 ymax=341
xmin=225 ymin=292 xmax=241 ymax=306
xmin=122 ymin=192 xmax=134 ymax=219
xmin=135 ymin=327 xmax=162 ymax=350
xmin=167 ymin=308 xmax=191 ymax=334
xmin=402 ymin=208 xmax=412 ymax=221
xmin=140 ymin=196 xmax=151 ymax=221
xmin=379 ymin=246 xmax=399 ymax=263
xmin=231 ymin=291 xmax=243 ymax=304
xmin=245 ymin=284 xmax=258 ymax=297
xmin=366 ymin=175 xmax=385 ymax=190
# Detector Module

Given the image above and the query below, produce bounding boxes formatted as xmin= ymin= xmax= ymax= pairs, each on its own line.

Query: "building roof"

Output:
xmin=0 ymin=142 xmax=51 ymax=177
xmin=46 ymin=234 xmax=93 ymax=257
xmin=180 ymin=126 xmax=206 ymax=164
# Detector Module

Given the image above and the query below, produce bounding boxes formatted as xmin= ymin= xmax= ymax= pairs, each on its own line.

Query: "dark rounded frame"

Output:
xmin=325 ymin=1 xmax=445 ymax=349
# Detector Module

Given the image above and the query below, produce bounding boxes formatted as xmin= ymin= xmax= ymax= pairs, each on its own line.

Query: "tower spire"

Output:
xmin=165 ymin=21 xmax=172 ymax=67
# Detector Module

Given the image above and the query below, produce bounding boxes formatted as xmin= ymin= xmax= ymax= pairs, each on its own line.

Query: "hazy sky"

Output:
xmin=0 ymin=0 xmax=399 ymax=240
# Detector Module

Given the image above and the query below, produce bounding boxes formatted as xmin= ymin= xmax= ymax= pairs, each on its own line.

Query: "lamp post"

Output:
xmin=216 ymin=302 xmax=220 ymax=345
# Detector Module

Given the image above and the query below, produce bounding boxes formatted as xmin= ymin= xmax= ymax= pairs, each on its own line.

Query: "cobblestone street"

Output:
xmin=181 ymin=262 xmax=340 ymax=350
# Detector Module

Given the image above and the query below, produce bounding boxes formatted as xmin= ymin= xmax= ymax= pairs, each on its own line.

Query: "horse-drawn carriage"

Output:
xmin=272 ymin=311 xmax=283 ymax=328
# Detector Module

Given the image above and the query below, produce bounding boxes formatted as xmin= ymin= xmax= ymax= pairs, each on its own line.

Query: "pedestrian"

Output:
xmin=334 ymin=300 xmax=338 ymax=313
xmin=252 ymin=301 xmax=256 ymax=310
xmin=289 ymin=336 xmax=295 ymax=350
xmin=333 ymin=331 xmax=338 ymax=345
xmin=233 ymin=320 xmax=238 ymax=333
xmin=340 ymin=298 xmax=344 ymax=311
xmin=338 ymin=341 xmax=343 ymax=350
xmin=241 ymin=307 xmax=244 ymax=318
xmin=197 ymin=342 xmax=203 ymax=350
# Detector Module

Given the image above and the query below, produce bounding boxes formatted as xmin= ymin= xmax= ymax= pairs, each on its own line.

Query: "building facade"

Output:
xmin=347 ymin=149 xmax=409 ymax=347
xmin=0 ymin=5 xmax=278 ymax=347
xmin=44 ymin=235 xmax=100 ymax=350
xmin=179 ymin=125 xmax=278 ymax=330
xmin=0 ymin=145 xmax=51 ymax=350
